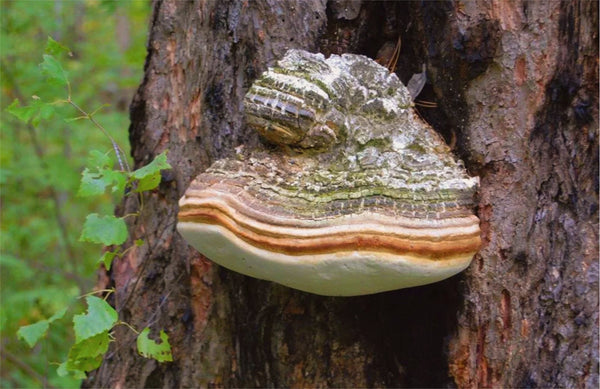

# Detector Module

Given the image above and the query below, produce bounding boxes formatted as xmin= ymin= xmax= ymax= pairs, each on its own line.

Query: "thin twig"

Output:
xmin=5 ymin=252 xmax=88 ymax=291
xmin=67 ymin=99 xmax=130 ymax=172
xmin=386 ymin=35 xmax=402 ymax=73
xmin=2 ymin=348 xmax=56 ymax=389
xmin=1 ymin=59 xmax=84 ymax=292
xmin=415 ymin=100 xmax=438 ymax=108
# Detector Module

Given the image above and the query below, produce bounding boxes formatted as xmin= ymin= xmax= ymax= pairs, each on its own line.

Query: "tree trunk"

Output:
xmin=85 ymin=1 xmax=598 ymax=387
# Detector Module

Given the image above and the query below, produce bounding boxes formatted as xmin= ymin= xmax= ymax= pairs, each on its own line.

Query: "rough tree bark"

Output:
xmin=85 ymin=1 xmax=598 ymax=388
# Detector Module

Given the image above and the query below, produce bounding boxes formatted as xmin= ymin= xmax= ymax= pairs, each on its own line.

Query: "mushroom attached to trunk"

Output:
xmin=178 ymin=49 xmax=481 ymax=296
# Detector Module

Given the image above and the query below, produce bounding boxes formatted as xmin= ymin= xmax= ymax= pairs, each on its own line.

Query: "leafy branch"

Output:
xmin=10 ymin=37 xmax=173 ymax=379
xmin=66 ymin=99 xmax=130 ymax=172
xmin=1 ymin=57 xmax=85 ymax=292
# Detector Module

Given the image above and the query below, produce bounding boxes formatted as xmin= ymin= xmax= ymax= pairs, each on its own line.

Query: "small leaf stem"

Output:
xmin=66 ymin=80 xmax=72 ymax=102
xmin=78 ymin=289 xmax=115 ymax=300
xmin=67 ymin=98 xmax=130 ymax=172
xmin=116 ymin=321 xmax=140 ymax=335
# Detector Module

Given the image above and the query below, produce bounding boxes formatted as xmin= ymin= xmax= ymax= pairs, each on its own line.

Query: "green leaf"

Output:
xmin=73 ymin=296 xmax=117 ymax=343
xmin=57 ymin=362 xmax=87 ymax=379
xmin=137 ymin=327 xmax=173 ymax=362
xmin=80 ymin=213 xmax=127 ymax=245
xmin=35 ymin=101 xmax=56 ymax=123
xmin=48 ymin=307 xmax=68 ymax=322
xmin=88 ymin=150 xmax=112 ymax=169
xmin=39 ymin=54 xmax=69 ymax=86
xmin=78 ymin=168 xmax=126 ymax=197
xmin=135 ymin=172 xmax=161 ymax=192
xmin=6 ymin=98 xmax=55 ymax=126
xmin=70 ymin=331 xmax=110 ymax=359
xmin=98 ymin=251 xmax=117 ymax=270
xmin=45 ymin=36 xmax=71 ymax=56
xmin=78 ymin=169 xmax=110 ymax=197
xmin=7 ymin=99 xmax=36 ymax=122
xmin=65 ymin=332 xmax=109 ymax=372
xmin=82 ymin=152 xmax=127 ymax=195
xmin=17 ymin=320 xmax=49 ymax=347
xmin=130 ymin=151 xmax=171 ymax=192
xmin=16 ymin=307 xmax=67 ymax=347
xmin=134 ymin=239 xmax=144 ymax=246
xmin=104 ymin=169 xmax=127 ymax=194
xmin=131 ymin=151 xmax=171 ymax=180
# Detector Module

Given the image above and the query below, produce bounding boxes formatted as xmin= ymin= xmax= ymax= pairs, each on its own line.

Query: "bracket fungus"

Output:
xmin=178 ymin=49 xmax=481 ymax=296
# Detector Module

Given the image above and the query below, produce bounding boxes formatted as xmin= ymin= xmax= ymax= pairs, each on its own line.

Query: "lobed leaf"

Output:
xmin=48 ymin=307 xmax=68 ymax=322
xmin=39 ymin=54 xmax=69 ymax=86
xmin=137 ymin=327 xmax=173 ymax=362
xmin=87 ymin=150 xmax=112 ymax=170
xmin=78 ymin=169 xmax=110 ymax=197
xmin=98 ymin=251 xmax=117 ymax=271
xmin=16 ymin=307 xmax=66 ymax=348
xmin=7 ymin=99 xmax=37 ymax=122
xmin=57 ymin=362 xmax=86 ymax=379
xmin=135 ymin=172 xmax=161 ymax=193
xmin=130 ymin=151 xmax=172 ymax=192
xmin=131 ymin=151 xmax=171 ymax=180
xmin=104 ymin=169 xmax=128 ymax=194
xmin=6 ymin=98 xmax=55 ymax=126
xmin=79 ymin=213 xmax=127 ymax=246
xmin=17 ymin=320 xmax=49 ymax=348
xmin=45 ymin=36 xmax=71 ymax=56
xmin=65 ymin=332 xmax=109 ymax=372
xmin=78 ymin=168 xmax=127 ymax=197
xmin=72 ymin=296 xmax=117 ymax=344
xmin=31 ymin=101 xmax=56 ymax=127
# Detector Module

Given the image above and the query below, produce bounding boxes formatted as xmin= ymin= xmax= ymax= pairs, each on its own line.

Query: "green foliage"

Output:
xmin=78 ymin=150 xmax=170 ymax=199
xmin=6 ymin=98 xmax=56 ymax=127
xmin=98 ymin=251 xmax=118 ymax=271
xmin=40 ymin=54 xmax=69 ymax=86
xmin=45 ymin=36 xmax=71 ymax=56
xmin=16 ymin=321 xmax=51 ymax=349
xmin=137 ymin=328 xmax=174 ymax=363
xmin=59 ymin=296 xmax=117 ymax=376
xmin=17 ymin=308 xmax=67 ymax=348
xmin=6 ymin=41 xmax=173 ymax=382
xmin=62 ymin=332 xmax=110 ymax=375
xmin=78 ymin=166 xmax=126 ymax=197
xmin=1 ymin=2 xmax=158 ymax=387
xmin=80 ymin=214 xmax=128 ymax=246
xmin=131 ymin=151 xmax=171 ymax=192
xmin=72 ymin=296 xmax=118 ymax=343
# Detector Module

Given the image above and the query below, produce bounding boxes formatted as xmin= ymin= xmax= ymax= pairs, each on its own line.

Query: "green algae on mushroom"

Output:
xmin=178 ymin=49 xmax=481 ymax=296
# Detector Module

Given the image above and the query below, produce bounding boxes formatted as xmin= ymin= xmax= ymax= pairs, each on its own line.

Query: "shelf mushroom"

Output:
xmin=178 ymin=49 xmax=481 ymax=296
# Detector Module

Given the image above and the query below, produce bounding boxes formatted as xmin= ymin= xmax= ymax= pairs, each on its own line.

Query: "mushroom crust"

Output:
xmin=177 ymin=50 xmax=481 ymax=296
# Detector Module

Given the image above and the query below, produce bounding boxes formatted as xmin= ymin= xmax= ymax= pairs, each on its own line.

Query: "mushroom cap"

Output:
xmin=177 ymin=222 xmax=477 ymax=296
xmin=178 ymin=49 xmax=481 ymax=296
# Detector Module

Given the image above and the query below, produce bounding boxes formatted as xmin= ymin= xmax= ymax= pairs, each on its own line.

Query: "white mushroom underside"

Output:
xmin=177 ymin=222 xmax=474 ymax=296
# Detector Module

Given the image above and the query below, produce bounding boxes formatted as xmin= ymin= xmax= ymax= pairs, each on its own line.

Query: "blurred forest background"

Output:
xmin=1 ymin=1 xmax=151 ymax=387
